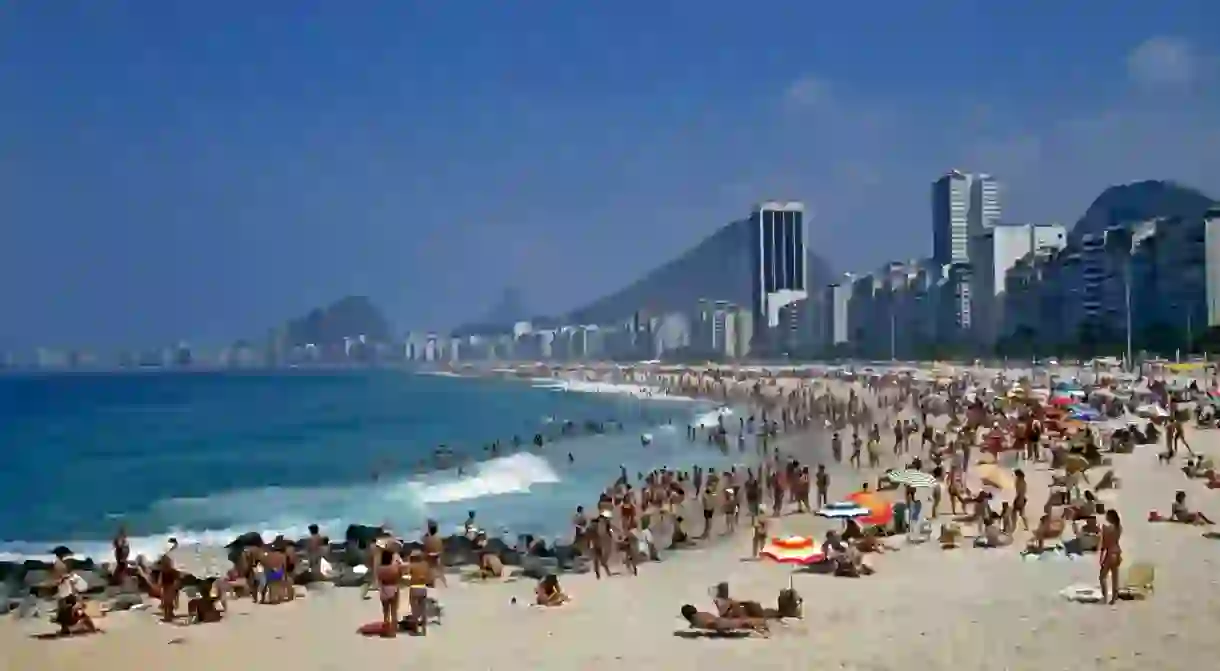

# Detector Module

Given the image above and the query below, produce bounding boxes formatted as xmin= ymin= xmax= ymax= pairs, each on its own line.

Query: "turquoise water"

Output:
xmin=0 ymin=371 xmax=738 ymax=559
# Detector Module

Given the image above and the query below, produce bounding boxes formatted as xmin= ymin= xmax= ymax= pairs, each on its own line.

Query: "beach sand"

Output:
xmin=8 ymin=373 xmax=1220 ymax=670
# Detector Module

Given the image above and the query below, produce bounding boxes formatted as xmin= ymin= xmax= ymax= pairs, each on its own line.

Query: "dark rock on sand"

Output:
xmin=226 ymin=531 xmax=265 ymax=549
xmin=344 ymin=524 xmax=387 ymax=546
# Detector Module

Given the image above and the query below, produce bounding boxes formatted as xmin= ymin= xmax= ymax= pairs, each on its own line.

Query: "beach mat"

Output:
xmin=673 ymin=629 xmax=756 ymax=639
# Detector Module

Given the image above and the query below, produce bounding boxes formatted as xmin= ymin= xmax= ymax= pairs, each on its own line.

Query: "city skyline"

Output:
xmin=3 ymin=3 xmax=1220 ymax=348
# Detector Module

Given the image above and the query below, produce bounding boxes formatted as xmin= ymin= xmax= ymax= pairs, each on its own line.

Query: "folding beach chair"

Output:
xmin=1120 ymin=562 xmax=1155 ymax=599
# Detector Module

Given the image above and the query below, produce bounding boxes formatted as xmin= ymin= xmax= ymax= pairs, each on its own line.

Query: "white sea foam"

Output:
xmin=692 ymin=407 xmax=733 ymax=428
xmin=0 ymin=453 xmax=562 ymax=563
xmin=530 ymin=378 xmax=695 ymax=401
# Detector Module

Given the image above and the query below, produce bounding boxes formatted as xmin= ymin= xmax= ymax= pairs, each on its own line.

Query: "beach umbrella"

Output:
xmin=847 ymin=491 xmax=894 ymax=526
xmin=816 ymin=502 xmax=871 ymax=519
xmin=884 ymin=469 xmax=938 ymax=489
xmin=759 ymin=535 xmax=825 ymax=589
xmin=975 ymin=464 xmax=1015 ymax=492
xmin=759 ymin=536 xmax=825 ymax=565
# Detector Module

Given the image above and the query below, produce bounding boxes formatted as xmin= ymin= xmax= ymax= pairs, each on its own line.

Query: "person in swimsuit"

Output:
xmin=406 ymin=550 xmax=431 ymax=635
xmin=422 ymin=520 xmax=448 ymax=587
xmin=112 ymin=526 xmax=130 ymax=584
xmin=262 ymin=542 xmax=288 ymax=604
xmin=534 ymin=573 xmax=569 ymax=606
xmin=156 ymin=539 xmax=180 ymax=622
xmin=374 ymin=547 xmax=403 ymax=637
xmin=1011 ymin=469 xmax=1030 ymax=531
xmin=1099 ymin=509 xmax=1123 ymax=605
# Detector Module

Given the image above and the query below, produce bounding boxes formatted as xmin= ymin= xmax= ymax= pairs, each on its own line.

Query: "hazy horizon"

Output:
xmin=3 ymin=2 xmax=1219 ymax=349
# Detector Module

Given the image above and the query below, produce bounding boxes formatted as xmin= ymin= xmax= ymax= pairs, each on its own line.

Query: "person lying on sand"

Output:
xmin=534 ymin=574 xmax=570 ymax=607
xmin=680 ymin=604 xmax=769 ymax=636
xmin=1171 ymin=490 xmax=1215 ymax=525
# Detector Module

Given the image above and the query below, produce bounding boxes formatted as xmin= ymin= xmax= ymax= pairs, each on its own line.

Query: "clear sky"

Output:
xmin=2 ymin=1 xmax=1218 ymax=349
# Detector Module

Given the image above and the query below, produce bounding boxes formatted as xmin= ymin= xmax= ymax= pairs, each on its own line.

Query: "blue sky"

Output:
xmin=2 ymin=1 xmax=1218 ymax=349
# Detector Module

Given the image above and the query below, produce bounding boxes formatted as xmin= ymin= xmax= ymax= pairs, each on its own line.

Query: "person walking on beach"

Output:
xmin=1099 ymin=509 xmax=1123 ymax=605
xmin=850 ymin=431 xmax=863 ymax=468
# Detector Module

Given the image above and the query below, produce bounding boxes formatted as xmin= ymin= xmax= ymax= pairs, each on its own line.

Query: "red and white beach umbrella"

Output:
xmin=760 ymin=535 xmax=825 ymax=565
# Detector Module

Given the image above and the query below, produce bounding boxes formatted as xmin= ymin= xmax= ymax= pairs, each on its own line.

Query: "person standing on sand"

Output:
xmin=1012 ymin=469 xmax=1030 ymax=531
xmin=156 ymin=538 xmax=180 ymax=622
xmin=752 ymin=507 xmax=769 ymax=557
xmin=422 ymin=520 xmax=448 ymax=587
xmin=374 ymin=546 xmax=403 ymax=638
xmin=406 ymin=550 xmax=431 ymax=635
xmin=112 ymin=525 xmax=130 ymax=583
xmin=700 ymin=486 xmax=717 ymax=538
xmin=590 ymin=511 xmax=613 ymax=579
xmin=1099 ymin=509 xmax=1123 ymax=605
xmin=850 ymin=431 xmax=863 ymax=468
xmin=815 ymin=465 xmax=829 ymax=508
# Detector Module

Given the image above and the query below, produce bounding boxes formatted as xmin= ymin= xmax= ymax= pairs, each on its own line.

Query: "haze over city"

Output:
xmin=3 ymin=2 xmax=1219 ymax=349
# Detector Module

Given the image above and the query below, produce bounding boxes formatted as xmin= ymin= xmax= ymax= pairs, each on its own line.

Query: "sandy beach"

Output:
xmin=8 ymin=367 xmax=1220 ymax=671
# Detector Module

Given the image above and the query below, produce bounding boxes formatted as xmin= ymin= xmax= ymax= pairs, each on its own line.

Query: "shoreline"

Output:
xmin=0 ymin=367 xmax=739 ymax=567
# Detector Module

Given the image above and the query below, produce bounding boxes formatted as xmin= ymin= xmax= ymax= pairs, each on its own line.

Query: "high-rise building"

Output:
xmin=973 ymin=223 xmax=1066 ymax=347
xmin=750 ymin=201 xmax=807 ymax=329
xmin=969 ymin=174 xmax=1002 ymax=235
xmin=932 ymin=170 xmax=973 ymax=265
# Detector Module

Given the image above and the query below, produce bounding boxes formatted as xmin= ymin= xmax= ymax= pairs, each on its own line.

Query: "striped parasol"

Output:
xmin=759 ymin=536 xmax=825 ymax=565
xmin=816 ymin=502 xmax=871 ymax=519
xmin=885 ymin=469 xmax=938 ymax=488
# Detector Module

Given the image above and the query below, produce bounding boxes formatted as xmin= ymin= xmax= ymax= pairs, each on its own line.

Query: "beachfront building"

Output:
xmin=653 ymin=312 xmax=691 ymax=359
xmin=973 ymin=223 xmax=1067 ymax=349
xmin=1207 ymin=207 xmax=1220 ymax=328
xmin=932 ymin=170 xmax=974 ymax=266
xmin=819 ymin=276 xmax=854 ymax=354
xmin=750 ymin=201 xmax=808 ymax=335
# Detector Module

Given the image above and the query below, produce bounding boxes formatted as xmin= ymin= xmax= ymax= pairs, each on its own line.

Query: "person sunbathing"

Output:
xmin=1171 ymin=491 xmax=1215 ymax=525
xmin=854 ymin=527 xmax=892 ymax=553
xmin=680 ymin=604 xmax=769 ymax=636
xmin=1029 ymin=512 xmax=1065 ymax=551
xmin=535 ymin=574 xmax=570 ymax=607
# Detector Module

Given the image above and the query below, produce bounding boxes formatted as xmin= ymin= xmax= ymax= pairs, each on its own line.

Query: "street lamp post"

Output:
xmin=1124 ymin=254 xmax=1133 ymax=371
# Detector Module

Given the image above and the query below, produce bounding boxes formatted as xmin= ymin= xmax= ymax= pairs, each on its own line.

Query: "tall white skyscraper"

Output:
xmin=969 ymin=174 xmax=1002 ymax=235
xmin=932 ymin=170 xmax=1002 ymax=265
xmin=931 ymin=170 xmax=973 ymax=265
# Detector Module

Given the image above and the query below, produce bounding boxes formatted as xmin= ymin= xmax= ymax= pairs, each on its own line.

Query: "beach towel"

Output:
xmin=1059 ymin=584 xmax=1104 ymax=603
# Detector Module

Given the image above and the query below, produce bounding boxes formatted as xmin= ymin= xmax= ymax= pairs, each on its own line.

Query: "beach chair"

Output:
xmin=1120 ymin=562 xmax=1155 ymax=599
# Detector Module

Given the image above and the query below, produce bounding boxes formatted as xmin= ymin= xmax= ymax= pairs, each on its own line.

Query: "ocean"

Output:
xmin=0 ymin=370 xmax=739 ymax=561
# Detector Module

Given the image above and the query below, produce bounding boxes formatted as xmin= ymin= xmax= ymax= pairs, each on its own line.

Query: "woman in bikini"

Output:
xmin=374 ymin=547 xmax=403 ymax=637
xmin=1099 ymin=509 xmax=1123 ymax=605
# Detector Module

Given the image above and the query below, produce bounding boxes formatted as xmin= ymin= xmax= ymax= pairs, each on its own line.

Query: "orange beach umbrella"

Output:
xmin=847 ymin=491 xmax=893 ymax=526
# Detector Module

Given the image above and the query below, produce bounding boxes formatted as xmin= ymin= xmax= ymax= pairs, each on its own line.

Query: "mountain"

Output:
xmin=566 ymin=218 xmax=833 ymax=325
xmin=1069 ymin=180 xmax=1215 ymax=243
xmin=282 ymin=296 xmax=393 ymax=347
